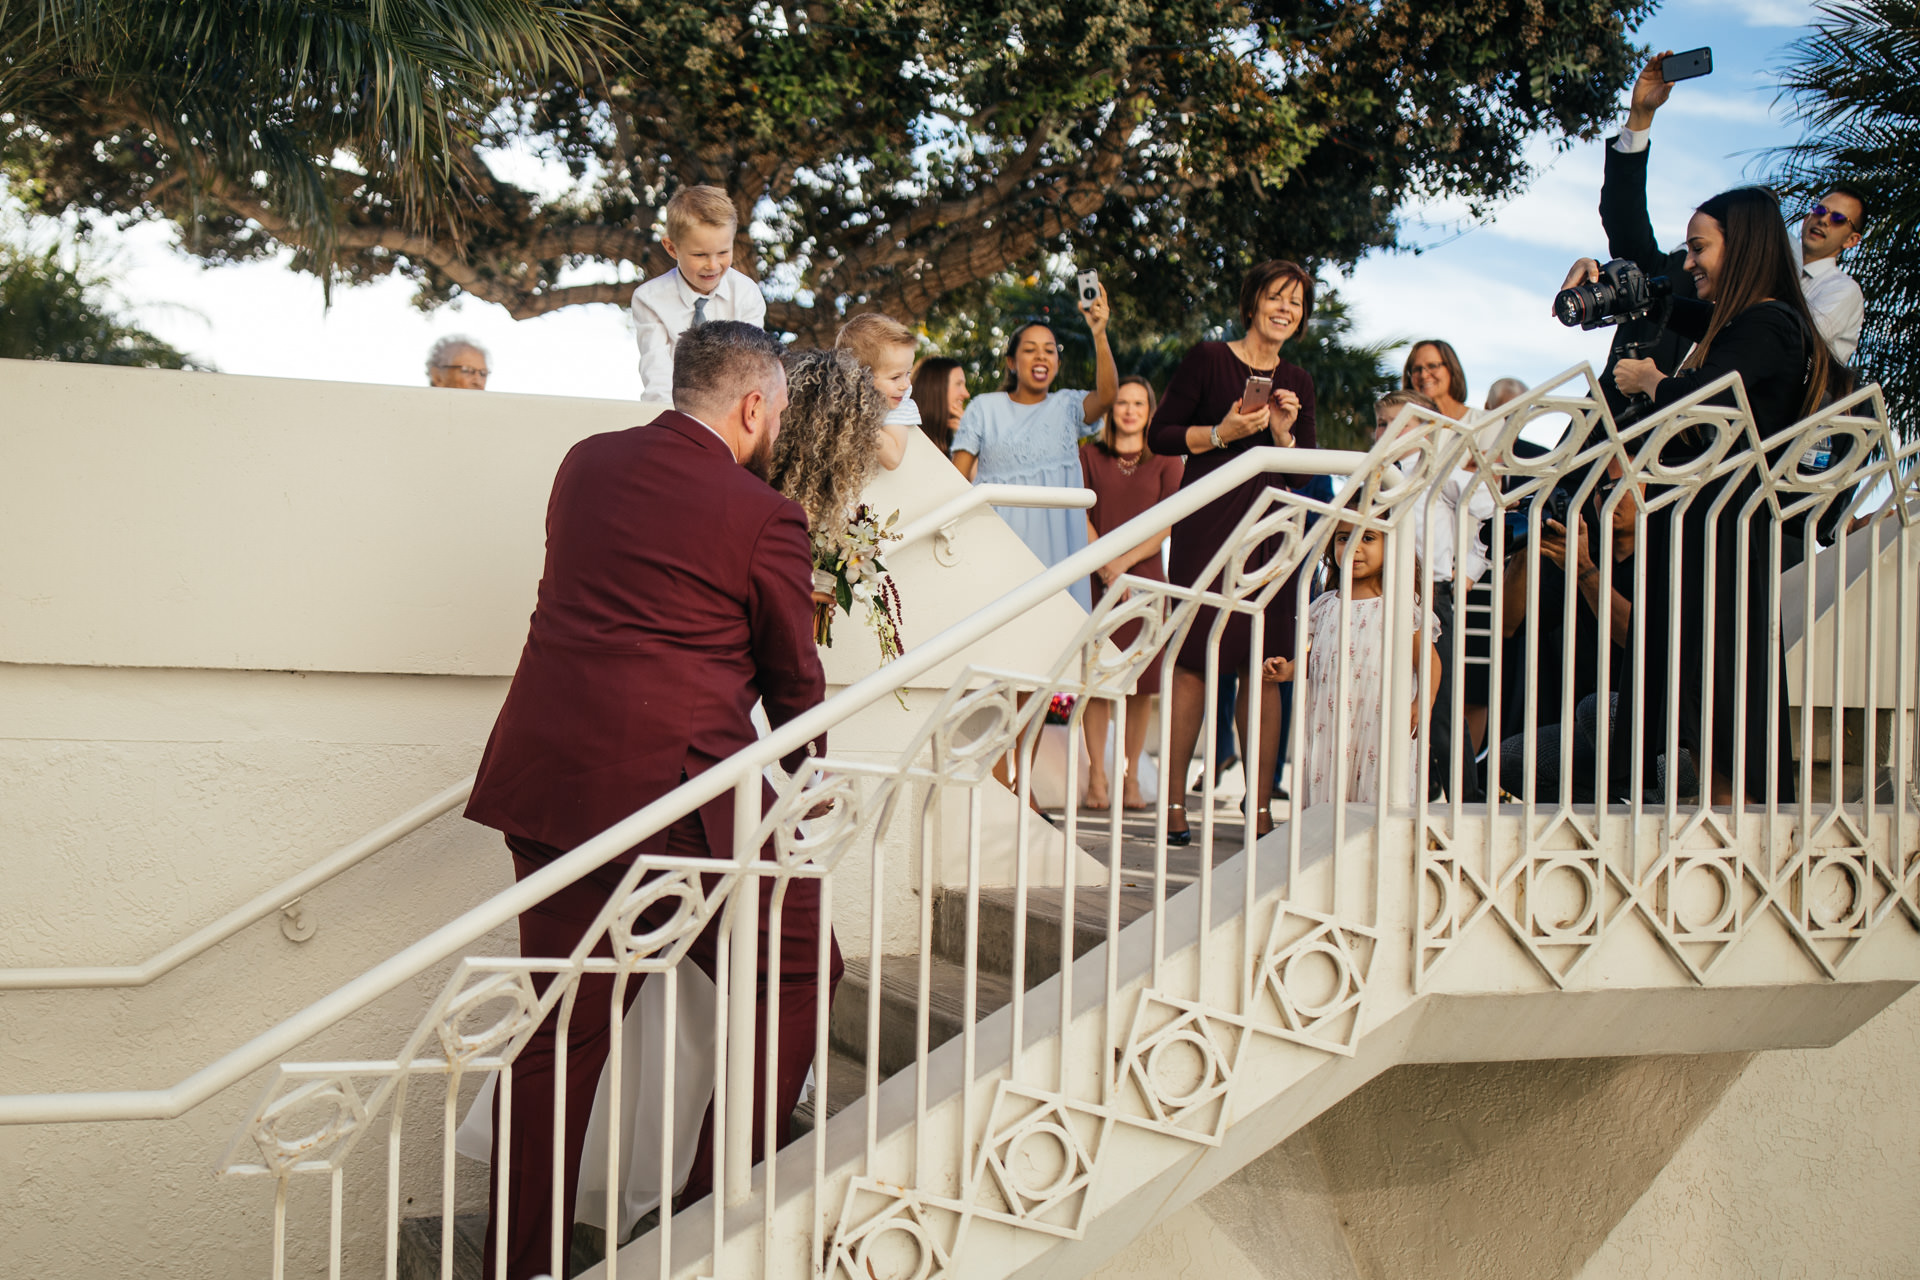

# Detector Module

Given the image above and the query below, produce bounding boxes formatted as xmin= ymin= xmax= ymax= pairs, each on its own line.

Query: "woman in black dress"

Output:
xmin=1570 ymin=185 xmax=1848 ymax=804
xmin=1147 ymin=260 xmax=1318 ymax=843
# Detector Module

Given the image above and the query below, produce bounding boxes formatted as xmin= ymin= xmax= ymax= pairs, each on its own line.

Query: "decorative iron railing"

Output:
xmin=1 ymin=366 xmax=1913 ymax=1280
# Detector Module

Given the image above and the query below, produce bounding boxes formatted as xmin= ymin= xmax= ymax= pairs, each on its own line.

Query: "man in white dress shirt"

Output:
xmin=1608 ymin=52 xmax=1865 ymax=362
xmin=1792 ymin=184 xmax=1867 ymax=364
xmin=630 ymin=185 xmax=768 ymax=398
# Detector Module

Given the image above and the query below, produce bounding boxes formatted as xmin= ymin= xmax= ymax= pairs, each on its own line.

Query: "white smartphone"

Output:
xmin=1076 ymin=269 xmax=1101 ymax=307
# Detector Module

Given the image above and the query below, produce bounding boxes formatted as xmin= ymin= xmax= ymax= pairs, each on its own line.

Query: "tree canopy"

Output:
xmin=4 ymin=0 xmax=1653 ymax=344
xmin=1771 ymin=0 xmax=1919 ymax=433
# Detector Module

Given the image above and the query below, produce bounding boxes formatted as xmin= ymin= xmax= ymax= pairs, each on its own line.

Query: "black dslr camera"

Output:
xmin=1505 ymin=486 xmax=1576 ymax=546
xmin=1553 ymin=258 xmax=1672 ymax=331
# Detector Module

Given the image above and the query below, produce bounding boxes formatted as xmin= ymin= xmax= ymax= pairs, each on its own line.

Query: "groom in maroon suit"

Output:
xmin=466 ymin=321 xmax=836 ymax=1279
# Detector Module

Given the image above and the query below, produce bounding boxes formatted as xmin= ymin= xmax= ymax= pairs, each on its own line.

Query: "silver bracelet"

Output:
xmin=1209 ymin=424 xmax=1225 ymax=451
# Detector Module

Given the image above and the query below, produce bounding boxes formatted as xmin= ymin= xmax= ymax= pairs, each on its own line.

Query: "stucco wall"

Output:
xmin=1089 ymin=991 xmax=1920 ymax=1280
xmin=0 ymin=360 xmax=1094 ymax=1279
xmin=0 ymin=662 xmax=516 ymax=1279
xmin=1577 ymin=985 xmax=1920 ymax=1279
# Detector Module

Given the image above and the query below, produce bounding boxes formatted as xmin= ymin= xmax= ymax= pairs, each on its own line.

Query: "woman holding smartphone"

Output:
xmin=1564 ymin=184 xmax=1848 ymax=804
xmin=1147 ymin=259 xmax=1318 ymax=843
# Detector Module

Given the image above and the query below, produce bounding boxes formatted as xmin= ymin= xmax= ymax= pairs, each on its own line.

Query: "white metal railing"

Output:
xmin=3 ymin=366 xmax=1915 ymax=1280
xmin=892 ymin=483 xmax=1095 ymax=551
xmin=0 ymin=487 xmax=1090 ymax=996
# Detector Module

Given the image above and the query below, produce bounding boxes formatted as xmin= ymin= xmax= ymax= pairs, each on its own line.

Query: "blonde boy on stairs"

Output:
xmin=630 ymin=185 xmax=767 ymax=398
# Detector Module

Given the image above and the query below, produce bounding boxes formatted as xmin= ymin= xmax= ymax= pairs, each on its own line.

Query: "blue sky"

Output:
xmin=23 ymin=0 xmax=1818 ymax=401
xmin=1339 ymin=0 xmax=1816 ymax=396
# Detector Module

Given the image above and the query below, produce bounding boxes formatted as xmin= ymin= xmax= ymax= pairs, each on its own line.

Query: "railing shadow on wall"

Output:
xmin=2 ymin=364 xmax=1915 ymax=1280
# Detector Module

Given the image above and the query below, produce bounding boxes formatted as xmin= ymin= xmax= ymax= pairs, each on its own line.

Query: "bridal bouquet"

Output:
xmin=812 ymin=504 xmax=905 ymax=663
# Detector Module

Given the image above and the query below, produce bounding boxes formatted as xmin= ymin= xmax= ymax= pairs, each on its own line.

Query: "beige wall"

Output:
xmin=1089 ymin=990 xmax=1920 ymax=1280
xmin=0 ymin=359 xmax=1091 ymax=1278
xmin=1577 ymin=986 xmax=1920 ymax=1279
xmin=0 ymin=662 xmax=516 ymax=1279
xmin=0 ymin=358 xmax=1084 ymax=686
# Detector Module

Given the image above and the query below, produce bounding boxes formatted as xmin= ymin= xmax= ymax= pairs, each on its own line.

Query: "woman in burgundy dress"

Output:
xmin=1079 ymin=375 xmax=1184 ymax=810
xmin=1146 ymin=260 xmax=1318 ymax=844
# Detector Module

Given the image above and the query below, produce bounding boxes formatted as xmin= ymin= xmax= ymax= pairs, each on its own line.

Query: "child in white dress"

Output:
xmin=1264 ymin=523 xmax=1442 ymax=806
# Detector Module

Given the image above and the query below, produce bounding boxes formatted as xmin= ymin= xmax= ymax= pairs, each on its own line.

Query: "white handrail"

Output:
xmin=0 ymin=487 xmax=1094 ymax=994
xmin=0 ymin=445 xmax=1365 ymax=1125
xmin=892 ymin=483 xmax=1095 ymax=549
xmin=0 ymin=780 xmax=474 ymax=992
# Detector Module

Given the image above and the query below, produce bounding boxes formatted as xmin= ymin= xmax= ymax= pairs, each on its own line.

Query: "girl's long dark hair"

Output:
xmin=911 ymin=356 xmax=964 ymax=453
xmin=1684 ymin=186 xmax=1847 ymax=416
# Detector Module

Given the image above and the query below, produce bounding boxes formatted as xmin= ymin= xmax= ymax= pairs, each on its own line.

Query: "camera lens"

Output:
xmin=1553 ymin=288 xmax=1591 ymax=328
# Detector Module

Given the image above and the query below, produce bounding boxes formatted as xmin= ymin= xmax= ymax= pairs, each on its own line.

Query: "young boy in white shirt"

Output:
xmin=833 ymin=313 xmax=918 ymax=471
xmin=630 ymin=185 xmax=767 ymax=399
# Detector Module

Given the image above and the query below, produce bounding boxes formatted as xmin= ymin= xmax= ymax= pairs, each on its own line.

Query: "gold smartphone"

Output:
xmin=1239 ymin=375 xmax=1273 ymax=414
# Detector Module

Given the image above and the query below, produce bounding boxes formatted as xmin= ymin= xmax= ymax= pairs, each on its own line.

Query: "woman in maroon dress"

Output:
xmin=1146 ymin=260 xmax=1318 ymax=844
xmin=1079 ymin=375 xmax=1184 ymax=810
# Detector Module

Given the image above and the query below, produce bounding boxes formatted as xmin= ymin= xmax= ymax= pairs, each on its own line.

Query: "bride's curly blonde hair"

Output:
xmin=769 ymin=348 xmax=887 ymax=532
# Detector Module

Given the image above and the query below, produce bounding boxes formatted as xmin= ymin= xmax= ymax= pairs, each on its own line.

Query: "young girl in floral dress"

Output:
xmin=1264 ymin=523 xmax=1442 ymax=807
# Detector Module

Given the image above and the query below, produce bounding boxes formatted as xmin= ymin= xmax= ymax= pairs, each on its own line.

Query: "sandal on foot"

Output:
xmin=1166 ymin=803 xmax=1193 ymax=847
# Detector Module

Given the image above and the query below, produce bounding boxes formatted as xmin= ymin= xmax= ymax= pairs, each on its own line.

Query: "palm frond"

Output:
xmin=1769 ymin=0 xmax=1920 ymax=435
xmin=1 ymin=0 xmax=614 ymax=266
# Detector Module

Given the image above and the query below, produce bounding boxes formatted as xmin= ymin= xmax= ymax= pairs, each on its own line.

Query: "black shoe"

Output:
xmin=1166 ymin=803 xmax=1192 ymax=847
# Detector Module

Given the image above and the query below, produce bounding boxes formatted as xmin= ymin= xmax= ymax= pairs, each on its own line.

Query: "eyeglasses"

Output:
xmin=1808 ymin=204 xmax=1856 ymax=229
xmin=438 ymin=363 xmax=490 ymax=378
xmin=1408 ymin=361 xmax=1448 ymax=375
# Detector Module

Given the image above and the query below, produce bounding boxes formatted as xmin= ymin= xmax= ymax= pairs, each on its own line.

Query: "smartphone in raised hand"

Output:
xmin=1239 ymin=375 xmax=1273 ymax=414
xmin=1076 ymin=270 xmax=1101 ymax=307
xmin=1661 ymin=47 xmax=1711 ymax=82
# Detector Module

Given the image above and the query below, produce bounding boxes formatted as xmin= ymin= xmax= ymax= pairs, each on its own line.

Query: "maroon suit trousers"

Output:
xmin=485 ymin=815 xmax=842 ymax=1280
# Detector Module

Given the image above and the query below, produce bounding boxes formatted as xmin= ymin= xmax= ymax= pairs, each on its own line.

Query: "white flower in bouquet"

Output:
xmin=811 ymin=506 xmax=907 ymax=682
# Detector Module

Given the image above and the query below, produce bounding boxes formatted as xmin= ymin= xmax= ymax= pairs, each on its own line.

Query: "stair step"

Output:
xmin=396 ymin=1214 xmax=486 ymax=1280
xmin=932 ymin=876 xmax=1216 ymax=987
xmin=829 ymin=953 xmax=1014 ymax=1077
xmin=788 ymin=1047 xmax=869 ymax=1138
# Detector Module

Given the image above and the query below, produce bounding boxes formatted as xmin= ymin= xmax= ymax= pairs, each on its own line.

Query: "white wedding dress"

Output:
xmin=453 ymin=965 xmax=719 ymax=1239
xmin=455 ymin=704 xmax=798 ymax=1241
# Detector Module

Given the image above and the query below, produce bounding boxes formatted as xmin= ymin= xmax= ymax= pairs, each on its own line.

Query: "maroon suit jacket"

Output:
xmin=466 ymin=410 xmax=827 ymax=862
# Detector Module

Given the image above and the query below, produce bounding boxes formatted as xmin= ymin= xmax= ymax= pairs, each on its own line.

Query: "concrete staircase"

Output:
xmin=578 ymin=795 xmax=1919 ymax=1280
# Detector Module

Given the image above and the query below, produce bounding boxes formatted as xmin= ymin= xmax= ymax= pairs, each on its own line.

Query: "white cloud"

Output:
xmin=1674 ymin=0 xmax=1818 ymax=29
xmin=1337 ymin=253 xmax=1616 ymax=398
xmin=110 ymin=220 xmax=645 ymax=400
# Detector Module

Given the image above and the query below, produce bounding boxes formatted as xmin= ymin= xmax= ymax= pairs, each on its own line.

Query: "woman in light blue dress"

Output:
xmin=951 ymin=285 xmax=1119 ymax=611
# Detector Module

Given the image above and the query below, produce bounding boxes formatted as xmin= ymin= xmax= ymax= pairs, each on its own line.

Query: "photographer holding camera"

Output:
xmin=1590 ymin=52 xmax=1702 ymax=419
xmin=1600 ymin=51 xmax=1866 ymax=370
xmin=1559 ymin=185 xmax=1849 ymax=806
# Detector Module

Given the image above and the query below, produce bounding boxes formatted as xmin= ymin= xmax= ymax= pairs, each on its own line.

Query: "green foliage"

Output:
xmin=4 ymin=0 xmax=1653 ymax=341
xmin=1 ymin=0 xmax=607 ymax=275
xmin=919 ymin=273 xmax=1395 ymax=449
xmin=0 ymin=238 xmax=196 ymax=367
xmin=1770 ymin=0 xmax=1920 ymax=435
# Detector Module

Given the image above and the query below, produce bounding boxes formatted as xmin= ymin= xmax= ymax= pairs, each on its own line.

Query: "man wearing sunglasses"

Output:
xmin=1795 ymin=187 xmax=1867 ymax=363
